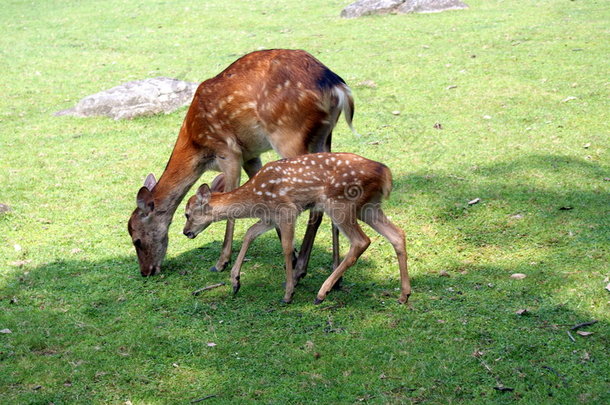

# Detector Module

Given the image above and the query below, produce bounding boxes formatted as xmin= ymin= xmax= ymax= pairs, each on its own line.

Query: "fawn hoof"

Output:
xmin=398 ymin=294 xmax=410 ymax=304
xmin=232 ymin=284 xmax=241 ymax=295
xmin=209 ymin=266 xmax=219 ymax=272
xmin=281 ymin=297 xmax=293 ymax=304
xmin=314 ymin=297 xmax=324 ymax=305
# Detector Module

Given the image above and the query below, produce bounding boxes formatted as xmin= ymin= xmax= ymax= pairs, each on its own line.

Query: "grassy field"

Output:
xmin=1 ymin=0 xmax=609 ymax=403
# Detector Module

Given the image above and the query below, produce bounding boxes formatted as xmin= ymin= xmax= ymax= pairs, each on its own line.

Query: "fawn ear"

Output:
xmin=196 ymin=184 xmax=212 ymax=204
xmin=136 ymin=187 xmax=155 ymax=215
xmin=210 ymin=173 xmax=226 ymax=193
xmin=143 ymin=173 xmax=157 ymax=191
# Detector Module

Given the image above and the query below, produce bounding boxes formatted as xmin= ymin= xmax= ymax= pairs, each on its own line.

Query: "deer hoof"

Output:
xmin=314 ymin=297 xmax=324 ymax=305
xmin=232 ymin=284 xmax=240 ymax=295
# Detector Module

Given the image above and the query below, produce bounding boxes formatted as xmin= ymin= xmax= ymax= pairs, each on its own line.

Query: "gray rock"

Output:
xmin=0 ymin=203 xmax=11 ymax=214
xmin=341 ymin=0 xmax=468 ymax=18
xmin=55 ymin=77 xmax=199 ymax=120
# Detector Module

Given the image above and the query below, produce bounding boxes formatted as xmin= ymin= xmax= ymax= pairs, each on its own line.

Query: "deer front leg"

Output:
xmin=244 ymin=157 xmax=298 ymax=268
xmin=230 ymin=220 xmax=274 ymax=296
xmin=211 ymin=150 xmax=242 ymax=272
xmin=279 ymin=221 xmax=296 ymax=303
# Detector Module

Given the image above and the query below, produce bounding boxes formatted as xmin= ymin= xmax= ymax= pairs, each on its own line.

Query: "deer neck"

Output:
xmin=151 ymin=126 xmax=214 ymax=222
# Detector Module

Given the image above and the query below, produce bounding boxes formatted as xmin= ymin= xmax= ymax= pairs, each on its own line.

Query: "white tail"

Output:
xmin=183 ymin=152 xmax=410 ymax=304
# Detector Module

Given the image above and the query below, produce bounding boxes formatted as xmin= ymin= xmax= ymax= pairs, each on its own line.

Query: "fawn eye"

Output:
xmin=133 ymin=239 xmax=142 ymax=249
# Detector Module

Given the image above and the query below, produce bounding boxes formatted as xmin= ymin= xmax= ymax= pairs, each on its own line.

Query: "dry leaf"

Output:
xmin=515 ymin=309 xmax=528 ymax=315
xmin=472 ymin=350 xmax=484 ymax=357
xmin=562 ymin=96 xmax=577 ymax=103
xmin=207 ymin=342 xmax=217 ymax=347
xmin=511 ymin=273 xmax=527 ymax=280
xmin=605 ymin=283 xmax=610 ymax=292
xmin=576 ymin=331 xmax=593 ymax=337
xmin=468 ymin=198 xmax=481 ymax=205
xmin=0 ymin=329 xmax=12 ymax=334
xmin=439 ymin=270 xmax=450 ymax=277
xmin=357 ymin=80 xmax=377 ymax=88
xmin=391 ymin=110 xmax=401 ymax=116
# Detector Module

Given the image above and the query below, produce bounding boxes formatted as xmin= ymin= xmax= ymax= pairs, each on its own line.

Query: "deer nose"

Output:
xmin=184 ymin=230 xmax=195 ymax=239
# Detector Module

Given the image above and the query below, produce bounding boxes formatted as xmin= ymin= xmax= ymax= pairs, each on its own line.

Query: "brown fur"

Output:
xmin=184 ymin=153 xmax=411 ymax=304
xmin=128 ymin=49 xmax=354 ymax=276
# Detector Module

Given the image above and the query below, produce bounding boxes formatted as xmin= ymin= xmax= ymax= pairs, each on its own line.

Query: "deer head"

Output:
xmin=183 ymin=174 xmax=225 ymax=239
xmin=127 ymin=174 xmax=169 ymax=277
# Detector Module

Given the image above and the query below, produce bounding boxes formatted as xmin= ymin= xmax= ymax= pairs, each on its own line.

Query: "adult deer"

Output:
xmin=183 ymin=152 xmax=411 ymax=304
xmin=128 ymin=49 xmax=354 ymax=277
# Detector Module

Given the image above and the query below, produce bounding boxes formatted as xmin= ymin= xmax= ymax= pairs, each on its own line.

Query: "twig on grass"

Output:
xmin=570 ymin=320 xmax=598 ymax=331
xmin=192 ymin=282 xmax=226 ymax=296
xmin=567 ymin=330 xmax=576 ymax=342
xmin=542 ymin=366 xmax=568 ymax=387
xmin=191 ymin=394 xmax=217 ymax=403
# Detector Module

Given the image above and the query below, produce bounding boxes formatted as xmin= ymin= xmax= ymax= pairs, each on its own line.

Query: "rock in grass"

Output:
xmin=341 ymin=0 xmax=469 ymax=19
xmin=55 ymin=77 xmax=199 ymax=120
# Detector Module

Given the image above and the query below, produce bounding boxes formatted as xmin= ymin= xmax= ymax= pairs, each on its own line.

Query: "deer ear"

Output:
xmin=143 ymin=173 xmax=157 ymax=191
xmin=210 ymin=173 xmax=226 ymax=193
xmin=196 ymin=184 xmax=212 ymax=204
xmin=136 ymin=187 xmax=155 ymax=215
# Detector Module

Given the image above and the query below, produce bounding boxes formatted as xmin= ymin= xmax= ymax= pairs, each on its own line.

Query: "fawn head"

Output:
xmin=128 ymin=174 xmax=168 ymax=277
xmin=183 ymin=174 xmax=225 ymax=239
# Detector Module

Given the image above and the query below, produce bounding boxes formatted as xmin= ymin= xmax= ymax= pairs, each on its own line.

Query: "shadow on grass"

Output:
xmin=1 ymin=154 xmax=608 ymax=403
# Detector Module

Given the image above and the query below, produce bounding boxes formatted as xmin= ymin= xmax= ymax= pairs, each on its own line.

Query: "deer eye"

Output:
xmin=133 ymin=239 xmax=142 ymax=249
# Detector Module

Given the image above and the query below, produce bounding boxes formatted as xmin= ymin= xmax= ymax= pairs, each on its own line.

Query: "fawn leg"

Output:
xmin=315 ymin=211 xmax=370 ymax=304
xmin=279 ymin=222 xmax=296 ymax=303
xmin=361 ymin=205 xmax=411 ymax=304
xmin=230 ymin=220 xmax=274 ymax=295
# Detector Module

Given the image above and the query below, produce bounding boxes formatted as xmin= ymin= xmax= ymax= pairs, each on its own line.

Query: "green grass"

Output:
xmin=1 ymin=0 xmax=609 ymax=403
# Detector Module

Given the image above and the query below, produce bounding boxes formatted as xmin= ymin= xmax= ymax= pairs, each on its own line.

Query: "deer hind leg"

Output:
xmin=212 ymin=151 xmax=243 ymax=272
xmin=314 ymin=207 xmax=370 ymax=304
xmin=230 ymin=220 xmax=274 ymax=296
xmin=360 ymin=204 xmax=411 ymax=304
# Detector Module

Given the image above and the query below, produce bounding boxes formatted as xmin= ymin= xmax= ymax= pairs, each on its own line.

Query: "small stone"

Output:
xmin=439 ymin=270 xmax=450 ymax=277
xmin=510 ymin=273 xmax=527 ymax=280
xmin=0 ymin=203 xmax=11 ymax=214
xmin=391 ymin=110 xmax=401 ymax=116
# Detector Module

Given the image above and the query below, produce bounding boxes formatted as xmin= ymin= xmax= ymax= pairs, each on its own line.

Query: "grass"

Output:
xmin=1 ymin=0 xmax=609 ymax=403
